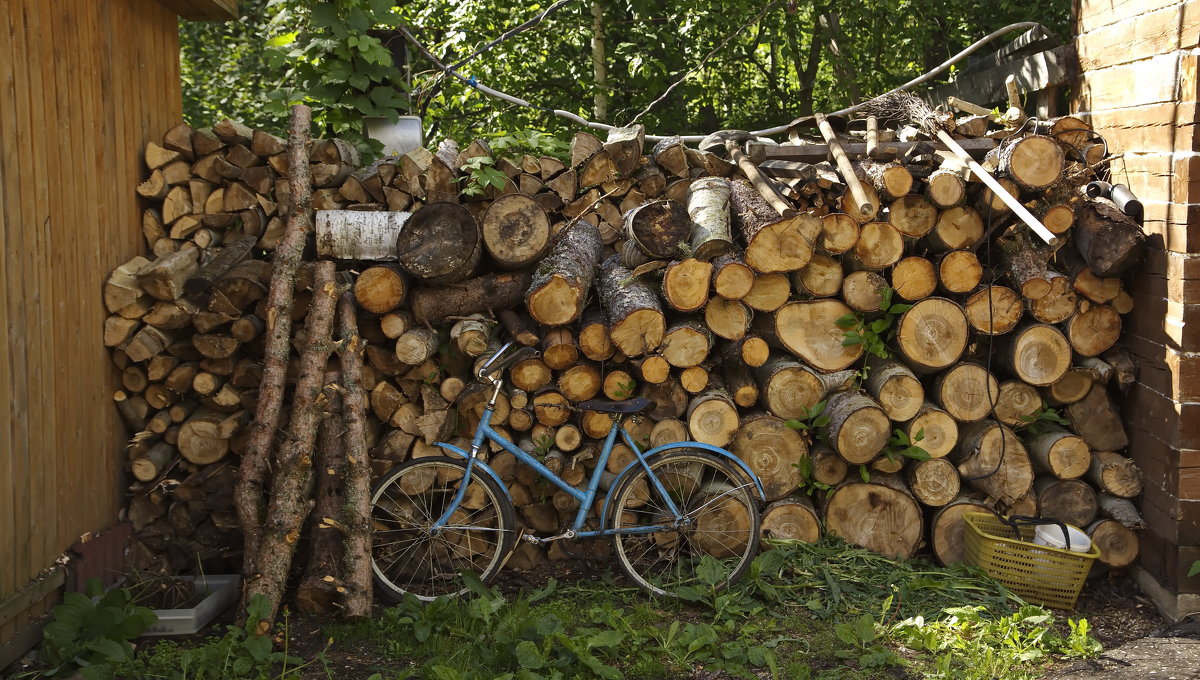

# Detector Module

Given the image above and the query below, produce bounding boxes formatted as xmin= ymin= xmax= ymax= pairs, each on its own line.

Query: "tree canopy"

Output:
xmin=180 ymin=0 xmax=1069 ymax=154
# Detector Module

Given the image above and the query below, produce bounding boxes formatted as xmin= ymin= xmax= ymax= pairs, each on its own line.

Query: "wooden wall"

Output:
xmin=1074 ymin=0 xmax=1200 ymax=617
xmin=0 ymin=0 xmax=182 ymax=644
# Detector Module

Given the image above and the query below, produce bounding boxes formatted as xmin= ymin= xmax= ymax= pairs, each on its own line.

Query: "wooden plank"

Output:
xmin=924 ymin=45 xmax=1076 ymax=108
xmin=7 ymin=0 xmax=36 ymax=618
xmin=1076 ymin=0 xmax=1200 ymax=70
xmin=1081 ymin=101 xmax=1200 ymax=154
xmin=1077 ymin=53 xmax=1195 ymax=111
xmin=0 ymin=0 xmax=19 ymax=624
xmin=157 ymin=0 xmax=238 ymax=21
xmin=27 ymin=0 xmax=56 ymax=582
xmin=755 ymin=138 xmax=996 ymax=164
xmin=0 ymin=567 xmax=64 ymax=626
xmin=1123 ymin=332 xmax=1200 ymax=401
xmin=959 ymin=25 xmax=1060 ymax=75
xmin=1077 ymin=0 xmax=1185 ymax=35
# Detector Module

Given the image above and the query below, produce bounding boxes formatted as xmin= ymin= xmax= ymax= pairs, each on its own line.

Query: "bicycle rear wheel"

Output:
xmin=371 ymin=457 xmax=515 ymax=601
xmin=607 ymin=450 xmax=760 ymax=596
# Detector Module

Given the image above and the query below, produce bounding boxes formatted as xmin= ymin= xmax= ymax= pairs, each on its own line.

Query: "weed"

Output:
xmin=783 ymin=400 xmax=830 ymax=448
xmin=836 ymin=286 xmax=911 ymax=359
xmin=116 ymin=595 xmax=321 ymax=680
xmin=458 ymin=156 xmax=508 ymax=197
xmin=884 ymin=428 xmax=931 ymax=463
xmin=1015 ymin=401 xmax=1070 ymax=436
xmin=25 ymin=578 xmax=157 ymax=680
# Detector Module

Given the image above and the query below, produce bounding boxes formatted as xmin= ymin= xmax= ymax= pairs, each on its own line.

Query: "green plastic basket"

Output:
xmin=962 ymin=512 xmax=1101 ymax=610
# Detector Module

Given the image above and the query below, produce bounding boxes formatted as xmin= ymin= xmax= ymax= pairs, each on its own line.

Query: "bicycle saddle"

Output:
xmin=576 ymin=397 xmax=651 ymax=414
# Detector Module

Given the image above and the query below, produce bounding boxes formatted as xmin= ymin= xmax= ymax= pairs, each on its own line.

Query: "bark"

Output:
xmin=237 ymin=105 xmax=313 ymax=584
xmin=337 ymin=293 xmax=373 ymax=618
xmin=952 ymin=420 xmax=1033 ymax=505
xmin=525 ymin=221 xmax=603 ymax=326
xmin=410 ymin=271 xmax=533 ymax=324
xmin=686 ymin=177 xmax=733 ymax=261
xmin=597 ymin=254 xmax=665 ymax=357
xmin=1033 ymin=477 xmax=1098 ymax=528
xmin=929 ymin=496 xmax=992 ymax=565
xmin=825 ymin=390 xmax=891 ymax=464
xmin=1074 ymin=197 xmax=1146 ymax=276
xmin=244 ymin=260 xmax=339 ymax=628
xmin=296 ymin=372 xmax=343 ymax=616
xmin=730 ymin=179 xmax=820 ymax=272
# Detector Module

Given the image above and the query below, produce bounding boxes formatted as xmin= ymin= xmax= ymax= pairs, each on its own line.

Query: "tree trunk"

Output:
xmin=1001 ymin=324 xmax=1072 ymax=386
xmin=854 ymin=159 xmax=913 ymax=201
xmin=1073 ymin=197 xmax=1146 ymax=277
xmin=934 ymin=362 xmax=998 ymax=423
xmin=774 ymin=300 xmax=863 ymax=372
xmin=685 ymin=384 xmax=739 ymax=447
xmin=925 ymin=169 xmax=965 ymax=208
xmin=783 ymin=256 xmax=836 ymax=300
xmin=396 ymin=202 xmax=482 ymax=283
xmin=754 ymin=353 xmax=853 ymax=420
xmin=541 ymin=328 xmax=579 ymax=370
xmin=894 ymin=297 xmax=968 ymax=373
xmin=900 ymin=402 xmax=958 ymax=459
xmin=743 ymin=273 xmax=791 ymax=313
xmin=482 ymin=194 xmax=552 ymax=269
xmin=1098 ymin=492 xmax=1145 ymax=529
xmin=840 ymin=271 xmax=886 ymax=312
xmin=937 ymin=250 xmax=982 ymax=295
xmin=864 ymin=357 xmax=924 ymax=422
xmin=888 ymin=195 xmax=937 ymax=238
xmin=730 ymin=179 xmax=819 ymax=272
xmin=1065 ymin=302 xmax=1121 ymax=357
xmin=1032 ymin=476 xmax=1098 ymax=528
xmin=410 ymin=271 xmax=533 ymax=324
xmin=353 ymin=265 xmax=408 ymax=315
xmin=906 ymin=458 xmax=960 ymax=507
xmin=964 ymin=286 xmax=1023 ymax=335
xmin=1087 ymin=450 xmax=1143 ymax=498
xmin=825 ymin=390 xmax=891 ymax=464
xmin=661 ymin=259 xmax=713 ymax=312
xmin=578 ymin=306 xmax=614 ymax=360
xmin=296 ymin=372 xmax=343 ymax=616
xmin=1027 ymin=429 xmax=1091 ymax=480
xmin=597 ymin=254 xmax=665 ymax=357
xmin=728 ymin=412 xmax=807 ymax=500
xmin=760 ymin=496 xmax=821 ymax=543
xmin=236 ymin=104 xmax=313 ymax=583
xmin=704 ymin=297 xmax=752 ymax=341
xmin=997 ymin=135 xmax=1064 ymax=191
xmin=929 ymin=496 xmax=992 ymax=565
xmin=952 ymin=421 xmax=1033 ymax=505
xmin=337 ymin=293 xmax=374 ymax=618
xmin=660 ymin=318 xmax=713 ymax=368
xmin=623 ymin=200 xmax=691 ymax=259
xmin=244 ymin=260 xmax=340 ymax=628
xmin=849 ymin=221 xmax=904 ymax=271
xmin=710 ymin=252 xmax=755 ymax=300
xmin=686 ymin=177 xmax=733 ymax=261
xmin=1087 ymin=519 xmax=1139 ymax=568
xmin=993 ymin=380 xmax=1041 ymax=426
xmin=824 ymin=482 xmax=923 ymax=558
xmin=924 ymin=206 xmax=983 ymax=251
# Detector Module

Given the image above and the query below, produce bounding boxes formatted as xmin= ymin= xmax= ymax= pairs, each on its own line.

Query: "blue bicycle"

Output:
xmin=370 ymin=341 xmax=766 ymax=600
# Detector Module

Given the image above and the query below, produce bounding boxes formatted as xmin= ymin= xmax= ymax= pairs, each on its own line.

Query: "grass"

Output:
xmin=316 ymin=537 xmax=1101 ymax=680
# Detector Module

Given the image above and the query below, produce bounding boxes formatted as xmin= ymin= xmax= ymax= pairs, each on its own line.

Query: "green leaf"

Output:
xmin=842 ymin=335 xmax=863 ymax=347
xmin=859 ymin=465 xmax=870 ymax=483
xmin=87 ymin=637 xmax=131 ymax=662
xmin=515 ymin=640 xmax=545 ymax=669
xmin=588 ymin=630 xmax=625 ymax=649
xmin=310 ymin=3 xmax=337 ymax=29
xmin=854 ymin=614 xmax=876 ymax=644
xmin=870 ymin=319 xmax=890 ymax=334
xmin=835 ymin=314 xmax=859 ymax=329
xmin=889 ymin=303 xmax=913 ymax=314
xmin=1189 ymin=560 xmax=1200 ymax=578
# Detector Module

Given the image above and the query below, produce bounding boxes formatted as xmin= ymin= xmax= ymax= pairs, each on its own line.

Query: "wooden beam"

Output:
xmin=751 ymin=138 xmax=997 ymax=164
xmin=0 ymin=566 xmax=64 ymax=628
xmin=157 ymin=0 xmax=237 ymax=21
xmin=923 ymin=45 xmax=1077 ymax=108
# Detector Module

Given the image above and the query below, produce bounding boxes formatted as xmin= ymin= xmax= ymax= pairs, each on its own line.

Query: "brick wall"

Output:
xmin=1074 ymin=0 xmax=1200 ymax=618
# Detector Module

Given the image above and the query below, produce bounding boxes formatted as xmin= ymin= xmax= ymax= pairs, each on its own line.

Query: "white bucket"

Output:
xmin=1032 ymin=523 xmax=1092 ymax=553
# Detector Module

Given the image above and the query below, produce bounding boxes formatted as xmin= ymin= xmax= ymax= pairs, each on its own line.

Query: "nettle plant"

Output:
xmin=837 ymin=286 xmax=912 ymax=359
xmin=1015 ymin=400 xmax=1070 ymax=436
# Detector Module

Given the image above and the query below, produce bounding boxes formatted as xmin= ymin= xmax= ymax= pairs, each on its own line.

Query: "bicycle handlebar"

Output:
xmin=477 ymin=344 xmax=540 ymax=380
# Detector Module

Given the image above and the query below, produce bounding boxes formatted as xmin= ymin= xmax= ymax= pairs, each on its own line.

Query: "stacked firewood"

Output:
xmin=107 ymin=107 xmax=1147 ymax=596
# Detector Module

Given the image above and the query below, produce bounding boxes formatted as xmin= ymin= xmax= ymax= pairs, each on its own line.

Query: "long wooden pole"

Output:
xmin=934 ymin=129 xmax=1058 ymax=245
xmin=815 ymin=113 xmax=872 ymax=216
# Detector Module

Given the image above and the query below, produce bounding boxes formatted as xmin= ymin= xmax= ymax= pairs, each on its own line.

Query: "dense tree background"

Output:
xmin=180 ymin=0 xmax=1069 ymax=153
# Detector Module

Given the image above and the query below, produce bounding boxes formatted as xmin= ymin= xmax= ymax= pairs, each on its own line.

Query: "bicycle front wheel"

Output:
xmin=371 ymin=457 xmax=515 ymax=601
xmin=607 ymin=450 xmax=760 ymax=596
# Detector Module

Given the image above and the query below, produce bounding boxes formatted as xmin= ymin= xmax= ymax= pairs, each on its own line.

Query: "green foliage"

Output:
xmin=181 ymin=2 xmax=1072 ymax=153
xmin=458 ymin=155 xmax=508 ymax=197
xmin=889 ymin=604 xmax=1101 ymax=679
xmin=484 ymin=129 xmax=572 ymax=161
xmin=31 ymin=579 xmax=157 ymax=680
xmin=609 ymin=378 xmax=636 ymax=400
xmin=1189 ymin=559 xmax=1200 ymax=578
xmin=884 ymin=427 xmax=931 ymax=463
xmin=1015 ymin=401 xmax=1070 ymax=436
xmin=836 ymin=287 xmax=911 ymax=359
xmin=264 ymin=0 xmax=413 ymax=157
xmin=115 ymin=595 xmax=315 ymax=680
xmin=783 ymin=400 xmax=830 ymax=441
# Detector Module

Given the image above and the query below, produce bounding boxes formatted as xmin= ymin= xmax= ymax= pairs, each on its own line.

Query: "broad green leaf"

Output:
xmin=515 ymin=640 xmax=545 ymax=669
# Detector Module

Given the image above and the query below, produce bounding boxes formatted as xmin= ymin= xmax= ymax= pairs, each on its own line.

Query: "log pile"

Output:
xmin=109 ymin=104 xmax=1148 ymax=611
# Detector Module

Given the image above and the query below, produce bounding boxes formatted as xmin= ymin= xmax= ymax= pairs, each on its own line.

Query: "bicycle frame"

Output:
xmin=432 ymin=405 xmax=691 ymax=539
